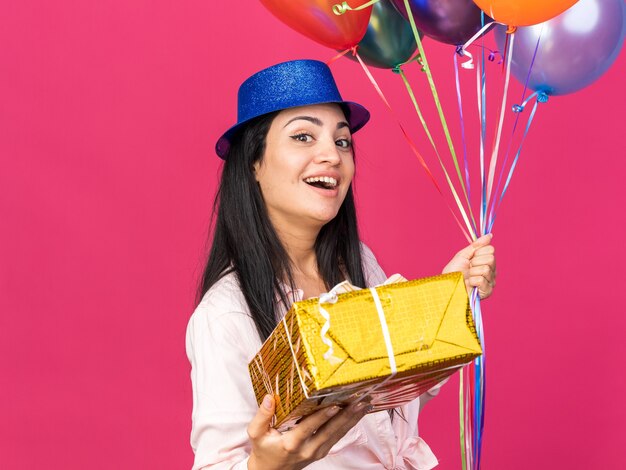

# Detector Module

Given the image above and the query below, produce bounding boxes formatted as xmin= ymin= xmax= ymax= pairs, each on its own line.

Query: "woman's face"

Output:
xmin=254 ymin=103 xmax=355 ymax=231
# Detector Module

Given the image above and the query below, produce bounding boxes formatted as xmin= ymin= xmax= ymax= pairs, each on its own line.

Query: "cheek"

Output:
xmin=256 ymin=159 xmax=301 ymax=197
xmin=344 ymin=158 xmax=355 ymax=186
xmin=255 ymin=168 xmax=279 ymax=200
xmin=258 ymin=175 xmax=282 ymax=199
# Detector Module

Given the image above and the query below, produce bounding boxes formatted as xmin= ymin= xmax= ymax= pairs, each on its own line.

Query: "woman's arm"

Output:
xmin=186 ymin=301 xmax=260 ymax=469
xmin=187 ymin=277 xmax=370 ymax=470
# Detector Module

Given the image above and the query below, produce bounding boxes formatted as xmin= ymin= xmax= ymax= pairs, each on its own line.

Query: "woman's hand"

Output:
xmin=442 ymin=234 xmax=496 ymax=300
xmin=247 ymin=395 xmax=370 ymax=470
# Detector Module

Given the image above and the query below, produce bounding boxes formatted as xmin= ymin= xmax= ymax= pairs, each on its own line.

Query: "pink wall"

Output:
xmin=1 ymin=2 xmax=624 ymax=469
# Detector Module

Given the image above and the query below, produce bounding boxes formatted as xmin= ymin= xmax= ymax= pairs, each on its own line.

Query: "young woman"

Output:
xmin=186 ymin=59 xmax=496 ymax=470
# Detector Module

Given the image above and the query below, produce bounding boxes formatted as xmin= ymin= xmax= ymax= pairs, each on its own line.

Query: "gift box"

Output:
xmin=248 ymin=272 xmax=482 ymax=430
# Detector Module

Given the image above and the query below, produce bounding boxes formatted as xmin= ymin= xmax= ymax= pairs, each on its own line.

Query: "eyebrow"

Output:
xmin=284 ymin=116 xmax=350 ymax=130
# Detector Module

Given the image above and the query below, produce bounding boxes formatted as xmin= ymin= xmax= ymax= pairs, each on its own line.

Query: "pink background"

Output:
xmin=1 ymin=2 xmax=625 ymax=469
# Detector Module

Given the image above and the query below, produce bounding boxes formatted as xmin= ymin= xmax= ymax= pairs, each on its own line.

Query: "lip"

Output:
xmin=305 ymin=183 xmax=340 ymax=198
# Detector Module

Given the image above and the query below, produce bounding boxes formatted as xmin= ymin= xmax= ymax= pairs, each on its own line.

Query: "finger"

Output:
xmin=479 ymin=281 xmax=493 ymax=299
xmin=308 ymin=401 xmax=370 ymax=454
xmin=469 ymin=264 xmax=495 ymax=281
xmin=469 ymin=276 xmax=493 ymax=298
xmin=315 ymin=403 xmax=370 ymax=457
xmin=470 ymin=253 xmax=495 ymax=268
xmin=455 ymin=234 xmax=493 ymax=259
xmin=472 ymin=233 xmax=493 ymax=248
xmin=473 ymin=244 xmax=495 ymax=258
xmin=285 ymin=405 xmax=342 ymax=448
xmin=247 ymin=395 xmax=276 ymax=440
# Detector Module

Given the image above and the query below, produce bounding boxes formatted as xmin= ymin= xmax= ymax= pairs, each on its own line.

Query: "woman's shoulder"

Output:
xmin=189 ymin=272 xmax=251 ymax=329
xmin=359 ymin=242 xmax=388 ymax=286
xmin=359 ymin=241 xmax=378 ymax=263
xmin=197 ymin=271 xmax=245 ymax=307
xmin=186 ymin=271 xmax=260 ymax=358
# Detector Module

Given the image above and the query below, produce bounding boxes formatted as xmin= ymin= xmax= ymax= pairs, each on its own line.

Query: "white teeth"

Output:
xmin=305 ymin=176 xmax=338 ymax=187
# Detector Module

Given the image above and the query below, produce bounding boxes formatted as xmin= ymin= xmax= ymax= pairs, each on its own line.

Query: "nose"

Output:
xmin=313 ymin=137 xmax=342 ymax=166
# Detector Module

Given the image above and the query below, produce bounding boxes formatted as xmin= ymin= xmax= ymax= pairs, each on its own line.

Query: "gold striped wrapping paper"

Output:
xmin=248 ymin=272 xmax=483 ymax=430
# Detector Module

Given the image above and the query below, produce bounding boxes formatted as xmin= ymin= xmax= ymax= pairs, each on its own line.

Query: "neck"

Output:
xmin=272 ymin=219 xmax=321 ymax=277
xmin=269 ymin=213 xmax=323 ymax=277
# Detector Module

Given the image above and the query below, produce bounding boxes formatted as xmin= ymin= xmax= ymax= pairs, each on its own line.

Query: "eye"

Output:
xmin=291 ymin=133 xmax=313 ymax=143
xmin=336 ymin=138 xmax=352 ymax=149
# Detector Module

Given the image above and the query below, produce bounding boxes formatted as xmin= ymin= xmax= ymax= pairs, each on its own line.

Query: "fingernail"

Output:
xmin=352 ymin=401 xmax=366 ymax=412
xmin=326 ymin=406 xmax=340 ymax=416
xmin=262 ymin=395 xmax=273 ymax=410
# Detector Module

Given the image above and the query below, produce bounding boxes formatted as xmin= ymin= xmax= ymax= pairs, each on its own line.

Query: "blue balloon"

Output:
xmin=495 ymin=0 xmax=625 ymax=95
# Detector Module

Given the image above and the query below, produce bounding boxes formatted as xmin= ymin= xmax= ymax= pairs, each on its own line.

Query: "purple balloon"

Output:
xmin=495 ymin=0 xmax=625 ymax=96
xmin=391 ymin=0 xmax=486 ymax=45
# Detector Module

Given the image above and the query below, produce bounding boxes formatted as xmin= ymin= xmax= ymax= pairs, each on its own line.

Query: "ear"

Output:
xmin=252 ymin=159 xmax=263 ymax=183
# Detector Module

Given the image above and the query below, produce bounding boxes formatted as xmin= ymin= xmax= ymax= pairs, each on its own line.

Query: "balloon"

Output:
xmin=391 ymin=0 xmax=487 ymax=45
xmin=495 ymin=0 xmax=625 ymax=95
xmin=259 ymin=0 xmax=372 ymax=50
xmin=473 ymin=0 xmax=578 ymax=27
xmin=349 ymin=0 xmax=419 ymax=69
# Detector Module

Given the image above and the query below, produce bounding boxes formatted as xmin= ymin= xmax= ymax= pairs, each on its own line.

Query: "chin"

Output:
xmin=312 ymin=209 xmax=342 ymax=226
xmin=300 ymin=198 xmax=346 ymax=227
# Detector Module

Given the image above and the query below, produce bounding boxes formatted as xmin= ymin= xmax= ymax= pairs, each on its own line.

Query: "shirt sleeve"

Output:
xmin=360 ymin=242 xmax=388 ymax=287
xmin=186 ymin=277 xmax=262 ymax=470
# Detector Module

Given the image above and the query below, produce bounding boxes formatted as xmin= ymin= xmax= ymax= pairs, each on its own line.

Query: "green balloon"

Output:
xmin=349 ymin=0 xmax=421 ymax=69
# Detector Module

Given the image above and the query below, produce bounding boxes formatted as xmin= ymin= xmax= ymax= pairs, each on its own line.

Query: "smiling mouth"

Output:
xmin=304 ymin=176 xmax=338 ymax=190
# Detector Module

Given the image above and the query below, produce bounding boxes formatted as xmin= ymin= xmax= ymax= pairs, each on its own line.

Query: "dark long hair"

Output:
xmin=196 ymin=111 xmax=366 ymax=342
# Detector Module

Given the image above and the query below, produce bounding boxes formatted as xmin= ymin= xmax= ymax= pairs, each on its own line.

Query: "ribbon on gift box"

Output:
xmin=369 ymin=286 xmax=397 ymax=379
xmin=318 ymin=284 xmax=345 ymax=365
xmin=318 ymin=275 xmax=408 ymax=381
xmin=271 ymin=275 xmax=407 ymax=404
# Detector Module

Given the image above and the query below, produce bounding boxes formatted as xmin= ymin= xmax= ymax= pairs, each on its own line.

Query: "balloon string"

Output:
xmin=457 ymin=20 xmax=503 ymax=70
xmin=486 ymin=26 xmax=544 ymax=229
xmin=332 ymin=0 xmax=380 ymax=15
xmin=462 ymin=14 xmax=491 ymax=470
xmin=480 ymin=360 xmax=486 ymax=470
xmin=401 ymin=0 xmax=476 ymax=235
xmin=467 ymin=362 xmax=474 ymax=469
xmin=463 ymin=293 xmax=486 ymax=470
xmin=477 ymin=45 xmax=486 ymax=238
xmin=518 ymin=25 xmax=544 ymax=106
xmin=349 ymin=50 xmax=473 ymax=242
xmin=453 ymin=52 xmax=478 ymax=236
xmin=468 ymin=363 xmax=474 ymax=469
xmin=326 ymin=48 xmax=352 ymax=65
xmin=459 ymin=369 xmax=467 ymax=470
xmin=463 ymin=366 xmax=471 ymax=470
xmin=471 ymin=291 xmax=485 ymax=470
xmin=484 ymin=32 xmax=515 ymax=229
xmin=477 ymin=28 xmax=488 ymax=466
xmin=396 ymin=66 xmax=477 ymax=239
xmin=469 ymin=44 xmax=502 ymax=64
xmin=488 ymin=93 xmax=547 ymax=232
